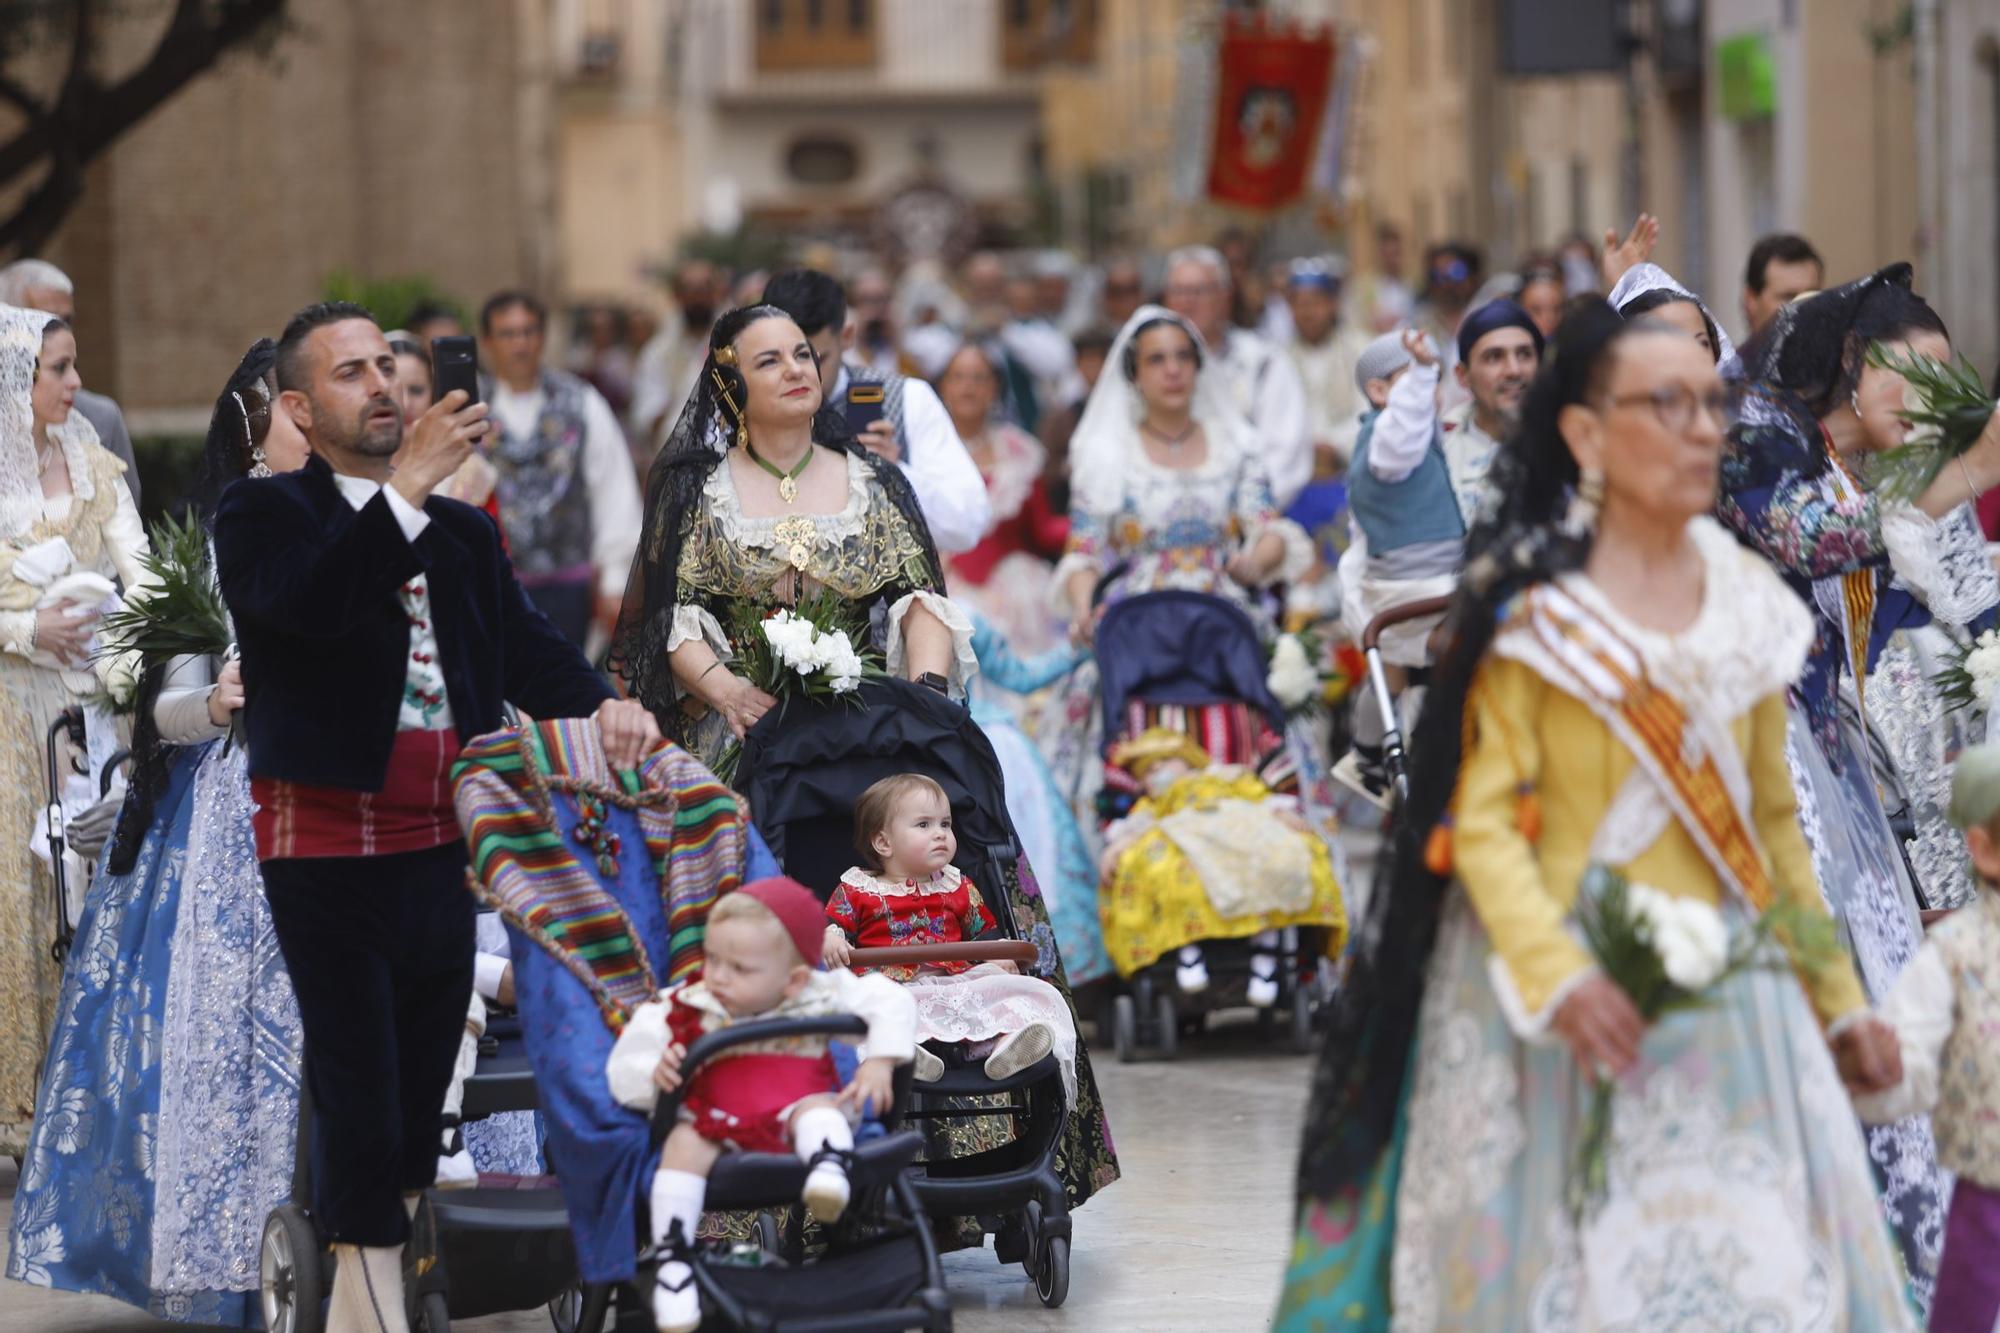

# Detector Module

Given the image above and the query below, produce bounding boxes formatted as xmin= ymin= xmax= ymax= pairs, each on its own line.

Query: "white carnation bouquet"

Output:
xmin=713 ymin=590 xmax=882 ymax=781
xmin=1932 ymin=627 xmax=2000 ymax=715
xmin=1565 ymin=865 xmax=1835 ymax=1221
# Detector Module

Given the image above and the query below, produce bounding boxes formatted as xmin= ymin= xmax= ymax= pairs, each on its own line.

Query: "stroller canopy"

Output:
xmin=1094 ymin=591 xmax=1286 ymax=747
xmin=738 ymin=676 xmax=1016 ymax=902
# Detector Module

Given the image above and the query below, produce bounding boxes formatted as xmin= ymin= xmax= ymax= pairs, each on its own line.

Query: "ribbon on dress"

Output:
xmin=1492 ymin=583 xmax=1775 ymax=913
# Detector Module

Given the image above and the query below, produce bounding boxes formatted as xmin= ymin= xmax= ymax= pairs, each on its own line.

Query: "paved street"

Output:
xmin=0 ymin=1021 xmax=1309 ymax=1333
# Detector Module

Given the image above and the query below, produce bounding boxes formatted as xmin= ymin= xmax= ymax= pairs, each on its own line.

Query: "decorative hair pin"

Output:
xmin=714 ymin=344 xmax=738 ymax=367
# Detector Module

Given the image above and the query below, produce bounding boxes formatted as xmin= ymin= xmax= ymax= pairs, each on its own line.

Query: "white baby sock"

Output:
xmin=650 ymin=1168 xmax=707 ymax=1333
xmin=793 ymin=1105 xmax=855 ymax=1223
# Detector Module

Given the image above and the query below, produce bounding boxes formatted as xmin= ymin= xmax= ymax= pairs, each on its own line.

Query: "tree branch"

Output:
xmin=0 ymin=0 xmax=284 ymax=190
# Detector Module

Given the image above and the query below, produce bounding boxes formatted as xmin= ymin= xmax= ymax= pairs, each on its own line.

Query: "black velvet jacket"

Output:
xmin=214 ymin=454 xmax=614 ymax=792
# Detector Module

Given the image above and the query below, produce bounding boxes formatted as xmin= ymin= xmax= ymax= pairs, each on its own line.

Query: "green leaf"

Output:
xmin=94 ymin=511 xmax=233 ymax=665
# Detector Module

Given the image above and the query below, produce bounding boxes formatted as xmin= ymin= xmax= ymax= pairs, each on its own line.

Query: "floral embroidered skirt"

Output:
xmin=908 ymin=962 xmax=1079 ymax=1100
xmin=1276 ymin=891 xmax=1917 ymax=1331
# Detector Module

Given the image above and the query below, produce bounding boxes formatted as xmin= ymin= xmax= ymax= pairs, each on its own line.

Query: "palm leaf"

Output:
xmin=95 ymin=511 xmax=232 ymax=664
xmin=1862 ymin=343 xmax=1998 ymax=503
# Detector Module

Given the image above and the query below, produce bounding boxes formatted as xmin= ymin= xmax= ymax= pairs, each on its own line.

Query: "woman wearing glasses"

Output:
xmin=1280 ymin=302 xmax=1913 ymax=1328
xmin=1715 ymin=264 xmax=2000 ymax=1310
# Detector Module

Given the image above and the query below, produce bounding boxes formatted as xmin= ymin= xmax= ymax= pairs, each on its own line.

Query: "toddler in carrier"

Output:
xmin=1333 ymin=328 xmax=1456 ymax=802
xmin=606 ymin=876 xmax=916 ymax=1333
xmin=823 ymin=773 xmax=1079 ymax=1097
xmin=1099 ymin=729 xmax=1346 ymax=1001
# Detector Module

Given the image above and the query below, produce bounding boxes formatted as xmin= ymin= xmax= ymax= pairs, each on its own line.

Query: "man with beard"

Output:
xmin=215 ymin=302 xmax=657 ymax=1333
xmin=1440 ymin=297 xmax=1541 ymax=524
xmin=630 ymin=258 xmax=726 ymax=452
xmin=1163 ymin=244 xmax=1312 ymax=508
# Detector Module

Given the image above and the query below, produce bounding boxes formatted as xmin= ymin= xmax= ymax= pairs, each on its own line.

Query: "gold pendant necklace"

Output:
xmin=746 ymin=441 xmax=812 ymax=504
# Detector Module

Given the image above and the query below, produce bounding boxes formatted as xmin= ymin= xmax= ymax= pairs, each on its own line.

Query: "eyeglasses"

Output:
xmin=1605 ymin=384 xmax=1737 ymax=433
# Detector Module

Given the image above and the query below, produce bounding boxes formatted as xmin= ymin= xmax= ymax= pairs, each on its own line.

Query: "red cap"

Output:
xmin=735 ymin=876 xmax=828 ymax=968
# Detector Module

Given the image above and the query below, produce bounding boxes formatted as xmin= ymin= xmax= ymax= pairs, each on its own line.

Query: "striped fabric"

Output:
xmin=1100 ymin=700 xmax=1292 ymax=800
xmin=451 ymin=719 xmax=751 ymax=1030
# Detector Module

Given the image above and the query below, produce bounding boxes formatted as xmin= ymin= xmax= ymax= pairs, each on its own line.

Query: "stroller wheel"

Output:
xmin=1111 ymin=994 xmax=1137 ymax=1063
xmin=753 ymin=1211 xmax=785 ymax=1257
xmin=259 ymin=1204 xmax=324 ymax=1333
xmin=1034 ymin=1236 xmax=1071 ymax=1308
xmin=546 ymin=1282 xmax=584 ymax=1333
xmin=416 ymin=1288 xmax=450 ymax=1333
xmin=1154 ymin=992 xmax=1179 ymax=1060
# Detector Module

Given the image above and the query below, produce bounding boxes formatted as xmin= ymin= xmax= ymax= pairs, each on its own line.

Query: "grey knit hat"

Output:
xmin=1354 ymin=331 xmax=1415 ymax=396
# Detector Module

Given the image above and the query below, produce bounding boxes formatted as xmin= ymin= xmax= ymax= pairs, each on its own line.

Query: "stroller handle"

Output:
xmin=847 ymin=941 xmax=1036 ymax=968
xmin=1360 ymin=595 xmax=1455 ymax=652
xmin=649 ymin=1014 xmax=873 ymax=1149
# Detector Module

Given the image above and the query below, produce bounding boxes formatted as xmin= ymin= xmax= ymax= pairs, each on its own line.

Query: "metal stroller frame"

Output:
xmin=738 ymin=676 xmax=1078 ymax=1309
xmin=42 ymin=705 xmax=128 ymax=965
xmin=638 ymin=1015 xmax=952 ymax=1333
xmin=258 ymin=1012 xmax=585 ymax=1333
xmin=1359 ymin=595 xmax=1455 ymax=808
xmin=1089 ymin=590 xmax=1324 ymax=1063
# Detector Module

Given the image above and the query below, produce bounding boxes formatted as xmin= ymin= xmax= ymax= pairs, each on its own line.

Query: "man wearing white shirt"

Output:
xmin=478 ymin=291 xmax=644 ymax=648
xmin=762 ymin=269 xmax=990 ymax=555
xmin=1163 ymin=245 xmax=1312 ymax=509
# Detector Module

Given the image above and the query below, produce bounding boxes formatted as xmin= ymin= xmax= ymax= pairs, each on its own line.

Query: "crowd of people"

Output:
xmin=0 ymin=199 xmax=1989 ymax=1329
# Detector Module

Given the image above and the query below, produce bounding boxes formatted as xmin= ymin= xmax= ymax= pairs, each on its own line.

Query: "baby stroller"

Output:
xmin=1358 ymin=595 xmax=1455 ymax=808
xmin=258 ymin=1011 xmax=585 ymax=1333
xmin=41 ymin=705 xmax=128 ymax=964
xmin=639 ymin=1017 xmax=952 ymax=1333
xmin=738 ymin=676 xmax=1090 ymax=1309
xmin=1092 ymin=590 xmax=1333 ymax=1061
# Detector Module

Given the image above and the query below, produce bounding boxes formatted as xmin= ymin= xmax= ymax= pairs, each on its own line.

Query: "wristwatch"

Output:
xmin=916 ymin=671 xmax=950 ymax=695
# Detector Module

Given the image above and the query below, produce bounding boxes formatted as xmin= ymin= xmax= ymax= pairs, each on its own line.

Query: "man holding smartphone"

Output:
xmin=761 ymin=269 xmax=990 ymax=554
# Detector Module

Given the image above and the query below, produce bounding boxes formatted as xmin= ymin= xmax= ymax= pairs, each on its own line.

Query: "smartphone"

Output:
xmin=843 ymin=382 xmax=886 ymax=436
xmin=431 ymin=335 xmax=482 ymax=406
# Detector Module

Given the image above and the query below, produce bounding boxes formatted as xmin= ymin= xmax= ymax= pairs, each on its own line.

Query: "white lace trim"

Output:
xmin=1486 ymin=954 xmax=1595 ymax=1045
xmin=699 ymin=448 xmax=873 ymax=551
xmin=1880 ymin=500 xmax=2000 ymax=628
xmin=1257 ymin=515 xmax=1316 ymax=586
xmin=1557 ymin=516 xmax=1812 ymax=724
xmin=884 ymin=589 xmax=979 ymax=691
xmin=666 ymin=604 xmax=732 ymax=658
xmin=838 ymin=865 xmax=966 ymax=898
xmin=1049 ymin=551 xmax=1099 ymax=615
xmin=976 ymin=426 xmax=1045 ymax=525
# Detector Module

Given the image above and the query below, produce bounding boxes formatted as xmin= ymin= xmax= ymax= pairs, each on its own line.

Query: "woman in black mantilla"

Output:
xmin=615 ymin=304 xmax=976 ymax=774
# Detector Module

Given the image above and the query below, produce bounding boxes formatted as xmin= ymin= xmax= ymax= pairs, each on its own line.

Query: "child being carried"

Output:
xmin=824 ymin=774 xmax=1079 ymax=1099
xmin=607 ymin=877 xmax=917 ymax=1333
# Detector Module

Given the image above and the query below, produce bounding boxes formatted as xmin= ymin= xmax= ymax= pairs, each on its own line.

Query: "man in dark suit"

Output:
xmin=215 ymin=301 xmax=659 ymax=1333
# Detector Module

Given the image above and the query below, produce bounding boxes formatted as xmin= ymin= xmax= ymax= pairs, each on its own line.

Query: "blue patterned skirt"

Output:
xmin=7 ymin=741 xmax=302 ymax=1325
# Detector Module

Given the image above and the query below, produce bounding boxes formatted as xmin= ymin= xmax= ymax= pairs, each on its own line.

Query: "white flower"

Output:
xmin=94 ymin=646 xmax=141 ymax=708
xmin=1965 ymin=631 xmax=2000 ymax=701
xmin=760 ymin=611 xmax=821 ymax=673
xmin=822 ymin=637 xmax=865 ymax=694
xmin=1266 ymin=634 xmax=1320 ymax=709
xmin=1627 ymin=884 xmax=1729 ymax=991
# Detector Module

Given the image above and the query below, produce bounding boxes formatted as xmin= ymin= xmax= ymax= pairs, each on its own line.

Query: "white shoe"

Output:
xmin=435 ymin=1146 xmax=477 ymax=1189
xmin=983 ymin=1022 xmax=1056 ymax=1081
xmin=1246 ymin=955 xmax=1281 ymax=1008
xmin=653 ymin=1259 xmax=700 ymax=1333
xmin=801 ymin=1159 xmax=851 ymax=1224
xmin=1175 ymin=954 xmax=1210 ymax=994
xmin=913 ymin=1046 xmax=945 ymax=1082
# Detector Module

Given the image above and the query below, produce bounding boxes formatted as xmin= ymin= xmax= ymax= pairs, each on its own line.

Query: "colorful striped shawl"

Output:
xmin=451 ymin=719 xmax=750 ymax=1031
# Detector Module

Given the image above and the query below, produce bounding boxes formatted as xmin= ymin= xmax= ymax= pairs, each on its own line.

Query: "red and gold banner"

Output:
xmin=1206 ymin=19 xmax=1336 ymax=211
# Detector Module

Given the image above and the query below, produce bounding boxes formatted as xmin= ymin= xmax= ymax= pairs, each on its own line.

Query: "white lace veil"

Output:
xmin=1067 ymin=303 xmax=1255 ymax=516
xmin=1604 ymin=262 xmax=1741 ymax=380
xmin=0 ymin=302 xmax=98 ymax=540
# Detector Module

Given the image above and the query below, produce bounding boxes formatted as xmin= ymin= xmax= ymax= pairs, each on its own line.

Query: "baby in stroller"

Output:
xmin=824 ymin=773 xmax=1080 ymax=1096
xmin=606 ymin=877 xmax=917 ymax=1333
xmin=1100 ymin=728 xmax=1347 ymax=999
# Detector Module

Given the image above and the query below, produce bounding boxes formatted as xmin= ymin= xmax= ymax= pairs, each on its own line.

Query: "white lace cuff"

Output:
xmin=885 ymin=590 xmax=979 ymax=692
xmin=1049 ymin=551 xmax=1101 ymax=615
xmin=1487 ymin=955 xmax=1596 ymax=1046
xmin=1881 ymin=500 xmax=2000 ymax=626
xmin=666 ymin=604 xmax=732 ymax=658
xmin=1255 ymin=516 xmax=1317 ymax=586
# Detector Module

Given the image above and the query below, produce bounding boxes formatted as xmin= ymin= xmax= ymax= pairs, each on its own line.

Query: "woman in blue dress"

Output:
xmin=6 ymin=342 xmax=309 ymax=1324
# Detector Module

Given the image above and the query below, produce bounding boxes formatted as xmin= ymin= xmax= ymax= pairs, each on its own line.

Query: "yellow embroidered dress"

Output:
xmin=1279 ymin=518 xmax=1914 ymax=1329
xmin=1099 ymin=764 xmax=1346 ymax=979
xmin=0 ymin=310 xmax=147 ymax=1154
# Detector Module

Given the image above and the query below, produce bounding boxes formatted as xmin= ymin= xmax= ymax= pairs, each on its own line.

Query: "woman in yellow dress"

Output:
xmin=1279 ymin=302 xmax=1916 ymax=1327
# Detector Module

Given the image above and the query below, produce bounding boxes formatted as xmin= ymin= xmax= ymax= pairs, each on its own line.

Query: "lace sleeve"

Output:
xmin=1879 ymin=500 xmax=2000 ymax=627
xmin=884 ymin=590 xmax=979 ymax=691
